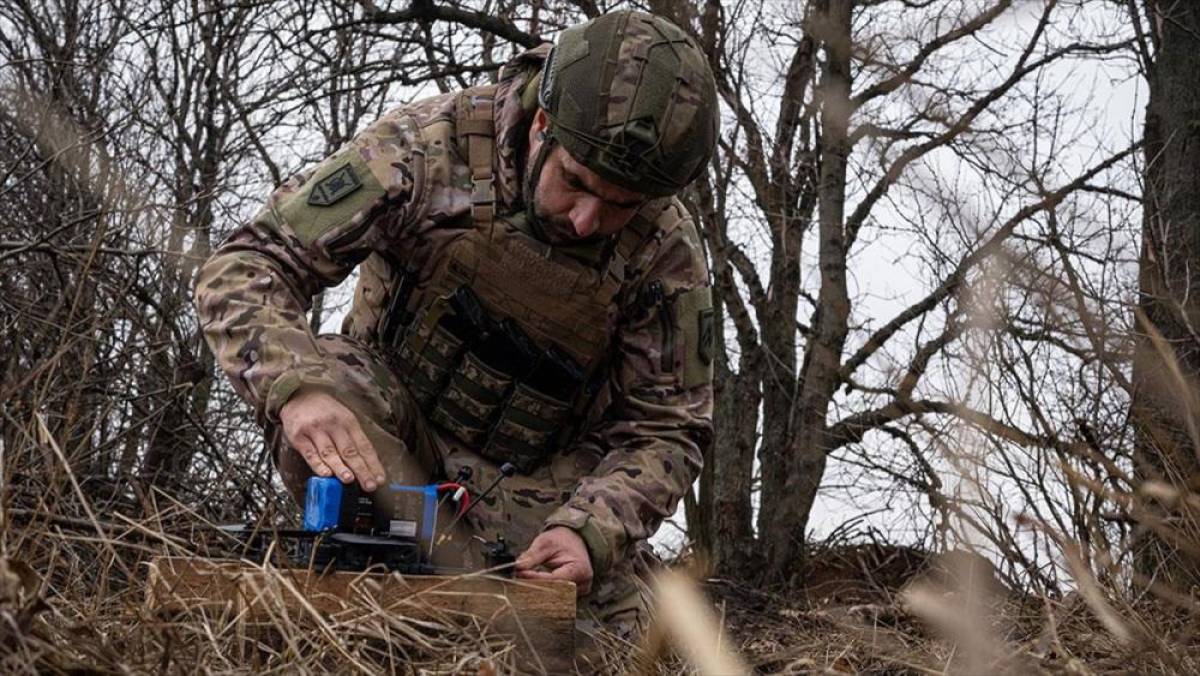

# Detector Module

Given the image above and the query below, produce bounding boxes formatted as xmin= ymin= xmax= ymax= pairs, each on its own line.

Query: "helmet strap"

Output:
xmin=523 ymin=126 xmax=558 ymax=243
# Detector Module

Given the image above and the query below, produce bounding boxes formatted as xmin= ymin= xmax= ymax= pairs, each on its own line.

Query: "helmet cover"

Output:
xmin=538 ymin=10 xmax=719 ymax=197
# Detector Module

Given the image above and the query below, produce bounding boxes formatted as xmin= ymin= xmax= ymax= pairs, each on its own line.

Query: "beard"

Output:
xmin=532 ymin=203 xmax=576 ymax=244
xmin=530 ymin=193 xmax=607 ymax=247
xmin=522 ymin=139 xmax=606 ymax=247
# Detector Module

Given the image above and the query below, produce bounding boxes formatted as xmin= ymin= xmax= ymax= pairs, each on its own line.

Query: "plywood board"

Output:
xmin=146 ymin=556 xmax=576 ymax=673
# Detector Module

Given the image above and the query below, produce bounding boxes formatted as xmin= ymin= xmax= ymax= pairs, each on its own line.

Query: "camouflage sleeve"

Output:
xmin=543 ymin=215 xmax=715 ymax=576
xmin=193 ymin=108 xmax=426 ymax=422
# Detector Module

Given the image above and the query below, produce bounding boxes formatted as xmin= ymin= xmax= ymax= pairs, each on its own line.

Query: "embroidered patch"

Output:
xmin=307 ymin=164 xmax=362 ymax=206
xmin=275 ymin=150 xmax=385 ymax=246
xmin=698 ymin=308 xmax=715 ymax=366
xmin=677 ymin=286 xmax=714 ymax=389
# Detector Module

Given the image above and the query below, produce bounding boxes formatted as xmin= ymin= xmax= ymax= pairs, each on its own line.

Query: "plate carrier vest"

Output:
xmin=379 ymin=85 xmax=657 ymax=473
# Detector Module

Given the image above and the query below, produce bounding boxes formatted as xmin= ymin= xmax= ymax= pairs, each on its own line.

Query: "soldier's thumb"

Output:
xmin=515 ymin=537 xmax=552 ymax=569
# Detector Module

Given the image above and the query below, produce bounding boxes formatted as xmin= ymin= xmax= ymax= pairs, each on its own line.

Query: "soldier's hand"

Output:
xmin=514 ymin=527 xmax=593 ymax=596
xmin=279 ymin=390 xmax=387 ymax=492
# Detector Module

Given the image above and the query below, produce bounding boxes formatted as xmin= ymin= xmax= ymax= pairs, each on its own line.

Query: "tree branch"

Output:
xmin=825 ymin=397 xmax=1074 ymax=452
xmin=360 ymin=0 xmax=543 ymax=49
xmin=851 ymin=0 xmax=1014 ymax=108
xmin=838 ymin=141 xmax=1141 ymax=382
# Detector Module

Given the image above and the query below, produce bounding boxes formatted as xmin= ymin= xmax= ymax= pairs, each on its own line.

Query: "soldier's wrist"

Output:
xmin=265 ymin=369 xmax=340 ymax=425
xmin=544 ymin=508 xmax=613 ymax=576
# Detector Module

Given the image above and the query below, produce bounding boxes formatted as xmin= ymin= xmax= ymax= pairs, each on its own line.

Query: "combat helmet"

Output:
xmin=536 ymin=10 xmax=719 ymax=197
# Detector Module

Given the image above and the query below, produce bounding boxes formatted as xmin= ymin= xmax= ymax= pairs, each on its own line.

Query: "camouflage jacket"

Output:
xmin=194 ymin=46 xmax=713 ymax=576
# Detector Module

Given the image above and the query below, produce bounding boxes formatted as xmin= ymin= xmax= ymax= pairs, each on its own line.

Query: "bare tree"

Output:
xmin=642 ymin=0 xmax=1141 ymax=582
xmin=128 ymin=0 xmax=284 ymax=486
xmin=1131 ymin=0 xmax=1200 ymax=587
xmin=0 ymin=0 xmax=145 ymax=500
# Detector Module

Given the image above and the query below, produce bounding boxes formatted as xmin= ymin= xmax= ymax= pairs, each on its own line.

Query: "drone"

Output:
xmin=219 ymin=463 xmax=518 ymax=576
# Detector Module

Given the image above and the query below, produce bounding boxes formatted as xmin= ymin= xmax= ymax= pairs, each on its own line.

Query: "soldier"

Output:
xmin=194 ymin=8 xmax=717 ymax=665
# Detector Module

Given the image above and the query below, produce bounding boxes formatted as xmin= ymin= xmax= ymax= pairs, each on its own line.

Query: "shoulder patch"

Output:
xmin=676 ymin=286 xmax=714 ymax=388
xmin=307 ymin=164 xmax=362 ymax=206
xmin=698 ymin=307 xmax=715 ymax=366
xmin=276 ymin=148 xmax=386 ymax=246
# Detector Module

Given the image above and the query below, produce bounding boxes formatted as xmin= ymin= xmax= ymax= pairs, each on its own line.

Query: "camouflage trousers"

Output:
xmin=270 ymin=334 xmax=653 ymax=662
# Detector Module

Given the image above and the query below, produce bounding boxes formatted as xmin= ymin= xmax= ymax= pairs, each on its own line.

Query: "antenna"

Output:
xmin=435 ymin=462 xmax=516 ymax=547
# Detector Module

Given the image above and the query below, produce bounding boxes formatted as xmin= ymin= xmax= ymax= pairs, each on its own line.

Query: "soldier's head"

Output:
xmin=524 ymin=10 xmax=718 ymax=243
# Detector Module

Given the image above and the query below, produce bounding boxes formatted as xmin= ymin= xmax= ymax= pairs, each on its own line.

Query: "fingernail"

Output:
xmin=341 ymin=471 xmax=353 ymax=482
xmin=364 ymin=480 xmax=377 ymax=492
xmin=376 ymin=475 xmax=386 ymax=485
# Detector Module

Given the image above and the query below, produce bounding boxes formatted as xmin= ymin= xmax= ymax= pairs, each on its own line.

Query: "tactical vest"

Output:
xmin=378 ymin=85 xmax=656 ymax=473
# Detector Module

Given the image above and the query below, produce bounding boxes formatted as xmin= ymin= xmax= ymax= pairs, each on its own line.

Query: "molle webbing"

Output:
xmin=391 ymin=285 xmax=582 ymax=473
xmin=455 ymin=87 xmax=498 ymax=230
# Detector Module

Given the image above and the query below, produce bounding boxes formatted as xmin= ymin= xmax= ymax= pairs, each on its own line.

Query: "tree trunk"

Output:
xmin=759 ymin=0 xmax=853 ymax=584
xmin=702 ymin=291 xmax=759 ymax=572
xmin=1133 ymin=1 xmax=1200 ymax=587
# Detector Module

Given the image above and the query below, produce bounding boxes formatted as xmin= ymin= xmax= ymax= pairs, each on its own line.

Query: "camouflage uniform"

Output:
xmin=194 ymin=28 xmax=713 ymax=657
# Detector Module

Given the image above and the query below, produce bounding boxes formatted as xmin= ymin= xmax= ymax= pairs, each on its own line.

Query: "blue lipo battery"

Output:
xmin=303 ymin=476 xmax=343 ymax=531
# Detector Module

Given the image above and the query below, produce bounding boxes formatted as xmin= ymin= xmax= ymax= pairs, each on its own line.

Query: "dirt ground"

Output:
xmin=685 ymin=543 xmax=1199 ymax=674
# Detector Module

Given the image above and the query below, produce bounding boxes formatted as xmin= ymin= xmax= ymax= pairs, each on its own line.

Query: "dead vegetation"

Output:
xmin=2 ymin=477 xmax=1200 ymax=675
xmin=4 ymin=0 xmax=1200 ymax=673
xmin=705 ymin=546 xmax=1200 ymax=674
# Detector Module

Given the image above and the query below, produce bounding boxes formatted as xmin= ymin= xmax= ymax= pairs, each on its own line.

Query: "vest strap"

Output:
xmin=455 ymin=87 xmax=499 ymax=231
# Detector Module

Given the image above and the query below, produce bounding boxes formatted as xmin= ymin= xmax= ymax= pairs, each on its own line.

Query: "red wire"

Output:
xmin=437 ymin=482 xmax=471 ymax=516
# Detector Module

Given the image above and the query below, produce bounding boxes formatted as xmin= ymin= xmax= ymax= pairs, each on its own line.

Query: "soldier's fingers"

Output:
xmin=347 ymin=421 xmax=386 ymax=487
xmin=312 ymin=430 xmax=355 ymax=484
xmin=330 ymin=425 xmax=377 ymax=492
xmin=516 ymin=566 xmax=590 ymax=595
xmin=515 ymin=538 xmax=554 ymax=570
xmin=292 ymin=435 xmax=333 ymax=477
xmin=547 ymin=561 xmax=591 ymax=592
xmin=566 ymin=560 xmax=593 ymax=589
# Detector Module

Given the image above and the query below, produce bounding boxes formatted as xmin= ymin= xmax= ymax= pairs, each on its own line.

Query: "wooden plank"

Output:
xmin=146 ymin=556 xmax=576 ymax=673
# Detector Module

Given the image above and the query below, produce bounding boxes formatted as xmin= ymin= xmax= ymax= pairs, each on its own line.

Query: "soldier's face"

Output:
xmin=528 ymin=109 xmax=648 ymax=244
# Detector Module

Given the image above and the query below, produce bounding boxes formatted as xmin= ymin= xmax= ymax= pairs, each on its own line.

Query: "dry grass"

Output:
xmin=4 ymin=478 xmax=1200 ymax=676
xmin=0 ymin=453 xmax=564 ymax=674
xmin=4 ymin=4 xmax=1196 ymax=674
xmin=704 ymin=547 xmax=1200 ymax=675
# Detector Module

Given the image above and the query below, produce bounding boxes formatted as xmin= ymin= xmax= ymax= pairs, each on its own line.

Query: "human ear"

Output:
xmin=529 ymin=108 xmax=549 ymax=148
